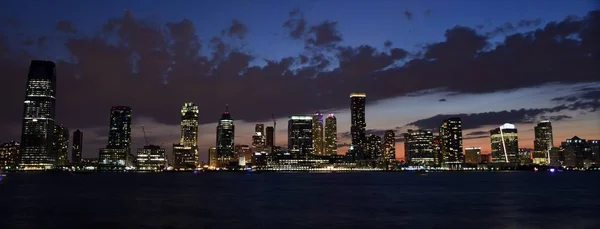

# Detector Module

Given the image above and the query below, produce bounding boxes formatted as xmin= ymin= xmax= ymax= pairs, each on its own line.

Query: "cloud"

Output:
xmin=486 ymin=18 xmax=542 ymax=37
xmin=466 ymin=131 xmax=488 ymax=136
xmin=283 ymin=10 xmax=342 ymax=49
xmin=56 ymin=20 xmax=77 ymax=33
xmin=438 ymin=98 xmax=447 ymax=102
xmin=424 ymin=9 xmax=432 ymax=17
xmin=223 ymin=19 xmax=248 ymax=39
xmin=384 ymin=40 xmax=393 ymax=48
xmin=404 ymin=11 xmax=414 ymax=21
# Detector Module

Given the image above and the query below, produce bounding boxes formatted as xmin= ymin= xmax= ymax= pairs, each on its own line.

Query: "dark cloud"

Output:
xmin=223 ymin=19 xmax=248 ymax=39
xmin=404 ymin=11 xmax=414 ymax=21
xmin=37 ymin=36 xmax=47 ymax=47
xmin=466 ymin=131 xmax=488 ymax=136
xmin=486 ymin=18 xmax=542 ymax=37
xmin=56 ymin=20 xmax=77 ymax=33
xmin=438 ymin=98 xmax=447 ymax=102
xmin=551 ymin=88 xmax=600 ymax=112
xmin=384 ymin=40 xmax=393 ymax=48
xmin=0 ymin=9 xmax=598 ymax=151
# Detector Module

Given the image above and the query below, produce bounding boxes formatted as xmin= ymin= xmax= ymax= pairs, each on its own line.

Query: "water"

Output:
xmin=1 ymin=172 xmax=599 ymax=229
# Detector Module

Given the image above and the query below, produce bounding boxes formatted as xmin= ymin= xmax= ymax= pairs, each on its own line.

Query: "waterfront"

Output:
xmin=1 ymin=172 xmax=599 ymax=229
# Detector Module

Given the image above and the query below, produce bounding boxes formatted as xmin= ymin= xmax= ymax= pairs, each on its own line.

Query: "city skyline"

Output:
xmin=0 ymin=1 xmax=598 ymax=162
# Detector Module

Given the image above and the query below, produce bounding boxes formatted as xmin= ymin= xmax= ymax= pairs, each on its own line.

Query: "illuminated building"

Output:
xmin=136 ymin=145 xmax=167 ymax=171
xmin=0 ymin=141 xmax=20 ymax=169
xmin=312 ymin=112 xmax=324 ymax=155
xmin=549 ymin=147 xmax=562 ymax=166
xmin=324 ymin=114 xmax=337 ymax=155
xmin=235 ymin=144 xmax=252 ymax=165
xmin=533 ymin=121 xmax=553 ymax=165
xmin=98 ymin=106 xmax=132 ymax=171
xmin=464 ymin=147 xmax=481 ymax=164
xmin=266 ymin=126 xmax=274 ymax=148
xmin=432 ymin=136 xmax=442 ymax=166
xmin=440 ymin=117 xmax=463 ymax=164
xmin=518 ymin=148 xmax=533 ymax=165
xmin=561 ymin=136 xmax=589 ymax=168
xmin=403 ymin=129 xmax=435 ymax=165
xmin=53 ymin=124 xmax=69 ymax=166
xmin=216 ymin=106 xmax=235 ymax=165
xmin=173 ymin=103 xmax=199 ymax=170
xmin=382 ymin=130 xmax=395 ymax=164
xmin=71 ymin=130 xmax=83 ymax=164
xmin=365 ymin=134 xmax=382 ymax=166
xmin=19 ymin=60 xmax=57 ymax=170
xmin=208 ymin=147 xmax=217 ymax=168
xmin=350 ymin=92 xmax=366 ymax=160
xmin=590 ymin=140 xmax=600 ymax=164
xmin=490 ymin=123 xmax=519 ymax=164
xmin=252 ymin=124 xmax=265 ymax=152
xmin=288 ymin=115 xmax=313 ymax=155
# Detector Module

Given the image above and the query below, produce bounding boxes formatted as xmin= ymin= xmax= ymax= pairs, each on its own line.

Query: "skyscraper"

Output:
xmin=173 ymin=103 xmax=199 ymax=170
xmin=288 ymin=115 xmax=313 ymax=155
xmin=216 ymin=106 xmax=235 ymax=165
xmin=440 ymin=117 xmax=464 ymax=164
xmin=53 ymin=124 xmax=69 ymax=166
xmin=98 ymin=106 xmax=132 ymax=171
xmin=382 ymin=130 xmax=396 ymax=164
xmin=266 ymin=126 xmax=274 ymax=148
xmin=312 ymin=112 xmax=324 ymax=155
xmin=490 ymin=123 xmax=519 ymax=163
xmin=350 ymin=93 xmax=366 ymax=159
xmin=365 ymin=134 xmax=382 ymax=162
xmin=71 ymin=130 xmax=83 ymax=164
xmin=19 ymin=60 xmax=57 ymax=170
xmin=0 ymin=141 xmax=20 ymax=169
xmin=324 ymin=114 xmax=337 ymax=155
xmin=464 ymin=147 xmax=482 ymax=164
xmin=136 ymin=145 xmax=167 ymax=171
xmin=403 ymin=129 xmax=434 ymax=165
xmin=252 ymin=124 xmax=266 ymax=151
xmin=533 ymin=120 xmax=553 ymax=165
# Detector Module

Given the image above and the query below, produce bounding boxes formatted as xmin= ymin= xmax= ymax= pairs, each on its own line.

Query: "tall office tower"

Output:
xmin=324 ymin=114 xmax=337 ymax=155
xmin=440 ymin=117 xmax=464 ymax=164
xmin=19 ymin=60 xmax=57 ymax=170
xmin=252 ymin=124 xmax=266 ymax=151
xmin=464 ymin=147 xmax=482 ymax=164
xmin=0 ymin=141 xmax=20 ymax=169
xmin=403 ymin=129 xmax=434 ymax=165
xmin=71 ymin=130 xmax=83 ymax=164
xmin=216 ymin=106 xmax=235 ymax=165
xmin=173 ymin=103 xmax=199 ymax=170
xmin=288 ymin=116 xmax=313 ymax=155
xmin=432 ymin=136 xmax=442 ymax=166
xmin=533 ymin=121 xmax=553 ymax=165
xmin=490 ymin=123 xmax=519 ymax=163
xmin=53 ymin=124 xmax=69 ymax=166
xmin=312 ymin=112 xmax=324 ymax=155
xmin=382 ymin=130 xmax=396 ymax=163
xmin=136 ymin=145 xmax=167 ymax=171
xmin=208 ymin=147 xmax=217 ymax=168
xmin=365 ymin=134 xmax=382 ymax=161
xmin=98 ymin=106 xmax=132 ymax=171
xmin=350 ymin=93 xmax=366 ymax=159
xmin=266 ymin=126 xmax=274 ymax=148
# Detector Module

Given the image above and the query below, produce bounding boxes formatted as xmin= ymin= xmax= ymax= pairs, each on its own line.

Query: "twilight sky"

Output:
xmin=1 ymin=0 xmax=599 ymax=161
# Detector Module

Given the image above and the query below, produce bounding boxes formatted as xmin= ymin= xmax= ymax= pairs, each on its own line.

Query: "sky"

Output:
xmin=0 ymin=0 xmax=599 ymax=162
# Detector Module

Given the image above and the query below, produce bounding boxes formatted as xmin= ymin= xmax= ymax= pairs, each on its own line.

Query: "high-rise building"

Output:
xmin=533 ymin=121 xmax=553 ymax=165
xmin=432 ymin=136 xmax=442 ymax=166
xmin=324 ymin=114 xmax=337 ymax=155
xmin=490 ymin=123 xmax=519 ymax=163
xmin=382 ymin=130 xmax=396 ymax=164
xmin=252 ymin=124 xmax=266 ymax=152
xmin=365 ymin=134 xmax=382 ymax=162
xmin=19 ymin=60 xmax=57 ymax=170
xmin=440 ymin=117 xmax=463 ymax=164
xmin=403 ymin=129 xmax=434 ymax=165
xmin=288 ymin=115 xmax=313 ymax=155
xmin=53 ymin=124 xmax=69 ymax=166
xmin=136 ymin=145 xmax=167 ymax=171
xmin=216 ymin=106 xmax=235 ymax=165
xmin=208 ymin=147 xmax=217 ymax=168
xmin=71 ymin=130 xmax=83 ymax=164
xmin=235 ymin=144 xmax=253 ymax=165
xmin=266 ymin=126 xmax=275 ymax=148
xmin=173 ymin=103 xmax=199 ymax=170
xmin=98 ymin=106 xmax=132 ymax=171
xmin=518 ymin=148 xmax=533 ymax=165
xmin=464 ymin=147 xmax=481 ymax=164
xmin=561 ymin=136 xmax=589 ymax=168
xmin=350 ymin=93 xmax=366 ymax=159
xmin=312 ymin=112 xmax=324 ymax=155
xmin=0 ymin=141 xmax=20 ymax=169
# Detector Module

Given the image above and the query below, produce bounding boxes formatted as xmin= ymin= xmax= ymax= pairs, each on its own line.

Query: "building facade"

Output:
xmin=382 ymin=130 xmax=395 ymax=164
xmin=440 ymin=117 xmax=463 ymax=164
xmin=0 ymin=141 xmax=20 ymax=169
xmin=266 ymin=126 xmax=274 ymax=149
xmin=71 ymin=130 xmax=83 ymax=164
xmin=350 ymin=93 xmax=366 ymax=160
xmin=98 ymin=106 xmax=132 ymax=171
xmin=365 ymin=134 xmax=382 ymax=164
xmin=533 ymin=121 xmax=553 ymax=165
xmin=136 ymin=145 xmax=167 ymax=171
xmin=404 ymin=129 xmax=435 ymax=165
xmin=490 ymin=123 xmax=519 ymax=164
xmin=173 ymin=103 xmax=199 ymax=170
xmin=312 ymin=112 xmax=324 ymax=155
xmin=324 ymin=114 xmax=337 ymax=155
xmin=252 ymin=124 xmax=266 ymax=152
xmin=464 ymin=147 xmax=481 ymax=164
xmin=53 ymin=124 xmax=69 ymax=166
xmin=288 ymin=116 xmax=313 ymax=155
xmin=216 ymin=106 xmax=235 ymax=165
xmin=19 ymin=60 xmax=57 ymax=170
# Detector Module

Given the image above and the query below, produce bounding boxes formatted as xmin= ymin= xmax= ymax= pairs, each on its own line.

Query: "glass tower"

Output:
xmin=324 ymin=114 xmax=337 ymax=155
xmin=350 ymin=93 xmax=366 ymax=159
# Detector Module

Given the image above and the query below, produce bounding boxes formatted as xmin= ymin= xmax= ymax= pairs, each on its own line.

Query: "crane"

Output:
xmin=141 ymin=125 xmax=149 ymax=146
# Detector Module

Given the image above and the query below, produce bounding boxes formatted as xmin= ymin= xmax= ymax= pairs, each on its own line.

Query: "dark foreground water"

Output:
xmin=1 ymin=172 xmax=599 ymax=229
